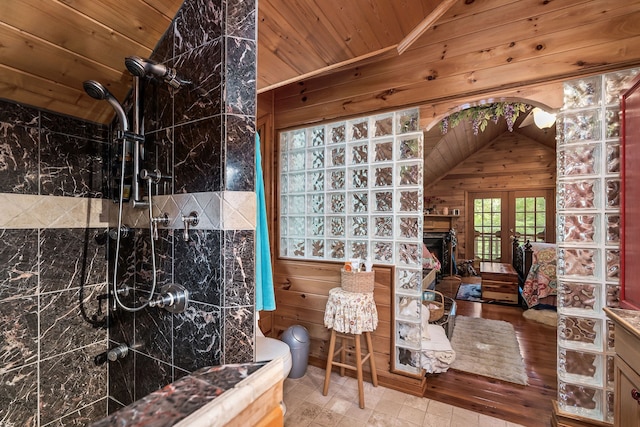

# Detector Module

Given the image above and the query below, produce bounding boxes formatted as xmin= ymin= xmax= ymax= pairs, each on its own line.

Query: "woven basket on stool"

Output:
xmin=422 ymin=290 xmax=445 ymax=321
xmin=341 ymin=269 xmax=374 ymax=293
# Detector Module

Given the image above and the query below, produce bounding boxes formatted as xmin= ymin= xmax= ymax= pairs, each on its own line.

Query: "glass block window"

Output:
xmin=279 ymin=108 xmax=423 ymax=266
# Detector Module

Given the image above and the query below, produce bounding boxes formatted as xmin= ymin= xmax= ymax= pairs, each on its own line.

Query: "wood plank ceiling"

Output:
xmin=1 ymin=0 xmax=639 ymax=178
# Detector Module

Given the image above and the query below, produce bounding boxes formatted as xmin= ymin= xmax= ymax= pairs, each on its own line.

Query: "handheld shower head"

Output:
xmin=125 ymin=56 xmax=189 ymax=89
xmin=83 ymin=80 xmax=129 ymax=132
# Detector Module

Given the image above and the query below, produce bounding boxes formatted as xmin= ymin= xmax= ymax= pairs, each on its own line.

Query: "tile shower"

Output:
xmin=0 ymin=0 xmax=257 ymax=425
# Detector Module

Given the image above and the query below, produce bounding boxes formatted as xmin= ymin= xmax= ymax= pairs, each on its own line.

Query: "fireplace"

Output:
xmin=423 ymin=231 xmax=456 ymax=279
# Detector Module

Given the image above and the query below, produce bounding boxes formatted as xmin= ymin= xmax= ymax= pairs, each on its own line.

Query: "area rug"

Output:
xmin=523 ymin=308 xmax=557 ymax=327
xmin=455 ymin=283 xmax=483 ymax=302
xmin=450 ymin=316 xmax=528 ymax=385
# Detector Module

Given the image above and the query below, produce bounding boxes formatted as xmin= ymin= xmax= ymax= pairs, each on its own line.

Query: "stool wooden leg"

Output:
xmin=323 ymin=329 xmax=336 ymax=396
xmin=364 ymin=332 xmax=378 ymax=387
xmin=354 ymin=333 xmax=365 ymax=409
xmin=339 ymin=334 xmax=346 ymax=377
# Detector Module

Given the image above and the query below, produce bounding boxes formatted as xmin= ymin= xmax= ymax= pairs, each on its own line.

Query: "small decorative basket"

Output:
xmin=422 ymin=290 xmax=445 ymax=321
xmin=340 ymin=269 xmax=375 ymax=293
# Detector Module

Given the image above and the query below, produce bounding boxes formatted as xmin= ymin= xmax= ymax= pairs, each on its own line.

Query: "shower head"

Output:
xmin=124 ymin=56 xmax=189 ymax=89
xmin=83 ymin=80 xmax=129 ymax=132
xmin=83 ymin=80 xmax=110 ymax=100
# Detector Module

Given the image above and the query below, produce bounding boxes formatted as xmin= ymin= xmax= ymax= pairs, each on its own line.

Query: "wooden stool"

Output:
xmin=322 ymin=329 xmax=377 ymax=408
xmin=322 ymin=287 xmax=379 ymax=409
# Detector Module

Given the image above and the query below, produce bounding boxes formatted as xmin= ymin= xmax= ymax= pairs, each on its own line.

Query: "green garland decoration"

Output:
xmin=440 ymin=102 xmax=530 ymax=135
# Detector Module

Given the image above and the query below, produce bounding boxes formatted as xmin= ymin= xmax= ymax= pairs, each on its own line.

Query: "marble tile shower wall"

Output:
xmin=0 ymin=100 xmax=112 ymax=426
xmin=107 ymin=0 xmax=258 ymax=415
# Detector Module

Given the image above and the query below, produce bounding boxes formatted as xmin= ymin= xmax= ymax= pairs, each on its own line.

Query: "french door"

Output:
xmin=467 ymin=189 xmax=555 ymax=263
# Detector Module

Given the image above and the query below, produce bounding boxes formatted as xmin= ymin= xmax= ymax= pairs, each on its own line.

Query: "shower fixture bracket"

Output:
xmin=140 ymin=283 xmax=189 ymax=313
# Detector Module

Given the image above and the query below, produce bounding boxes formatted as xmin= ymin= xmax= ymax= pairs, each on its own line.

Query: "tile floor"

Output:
xmin=283 ymin=365 xmax=526 ymax=427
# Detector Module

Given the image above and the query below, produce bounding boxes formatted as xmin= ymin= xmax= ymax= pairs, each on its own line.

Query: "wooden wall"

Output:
xmin=268 ymin=260 xmax=427 ymax=395
xmin=424 ymin=130 xmax=557 ymax=259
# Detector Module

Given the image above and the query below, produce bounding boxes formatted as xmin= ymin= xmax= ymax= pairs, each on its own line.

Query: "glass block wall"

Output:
xmin=279 ymin=108 xmax=425 ymax=375
xmin=556 ymin=68 xmax=639 ymax=422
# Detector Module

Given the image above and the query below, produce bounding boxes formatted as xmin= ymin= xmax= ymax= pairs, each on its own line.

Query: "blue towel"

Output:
xmin=255 ymin=134 xmax=276 ymax=311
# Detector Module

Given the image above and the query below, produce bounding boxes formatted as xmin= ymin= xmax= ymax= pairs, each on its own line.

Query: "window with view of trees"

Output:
xmin=468 ymin=190 xmax=555 ymax=263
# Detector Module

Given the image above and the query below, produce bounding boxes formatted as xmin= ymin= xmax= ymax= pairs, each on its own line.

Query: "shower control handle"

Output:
xmin=182 ymin=212 xmax=199 ymax=241
xmin=151 ymin=213 xmax=169 ymax=240
xmin=107 ymin=344 xmax=129 ymax=362
xmin=140 ymin=168 xmax=172 ymax=184
xmin=140 ymin=283 xmax=189 ymax=313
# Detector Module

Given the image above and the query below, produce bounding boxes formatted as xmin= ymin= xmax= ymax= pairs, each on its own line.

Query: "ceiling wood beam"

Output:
xmin=258 ymin=45 xmax=398 ymax=94
xmin=397 ymin=0 xmax=458 ymax=55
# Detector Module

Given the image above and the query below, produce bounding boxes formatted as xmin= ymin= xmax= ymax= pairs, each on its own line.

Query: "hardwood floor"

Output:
xmin=426 ymin=278 xmax=558 ymax=427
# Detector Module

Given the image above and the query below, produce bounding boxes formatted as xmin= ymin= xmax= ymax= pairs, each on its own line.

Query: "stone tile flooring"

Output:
xmin=283 ymin=365 xmax=526 ymax=427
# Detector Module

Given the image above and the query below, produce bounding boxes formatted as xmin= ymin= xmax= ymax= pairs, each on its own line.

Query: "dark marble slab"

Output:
xmin=0 ymin=296 xmax=38 ymax=373
xmin=223 ymin=114 xmax=255 ymax=191
xmin=174 ymin=117 xmax=223 ymax=193
xmin=134 ymin=303 xmax=173 ymax=366
xmin=40 ymin=111 xmax=110 ymax=143
xmin=173 ymin=39 xmax=223 ymax=126
xmin=0 ymin=363 xmax=37 ymax=427
xmin=0 ymin=229 xmax=38 ymax=300
xmin=227 ymin=0 xmax=256 ymax=39
xmin=0 ymin=123 xmax=39 ymax=194
xmin=134 ymin=352 xmax=174 ymax=402
xmin=40 ymin=132 xmax=107 ymax=197
xmin=40 ymin=228 xmax=107 ymax=293
xmin=225 ymin=38 xmax=256 ymax=117
xmin=173 ymin=301 xmax=221 ymax=372
xmin=223 ymin=306 xmax=253 ymax=364
xmin=39 ymin=286 xmax=108 ymax=360
xmin=174 ymin=0 xmax=224 ymax=55
xmin=108 ymin=342 xmax=136 ymax=408
xmin=50 ymin=398 xmax=108 ymax=427
xmin=223 ymin=229 xmax=254 ymax=306
xmin=39 ymin=343 xmax=107 ymax=425
xmin=174 ymin=229 xmax=222 ymax=305
xmin=92 ymin=362 xmax=265 ymax=427
xmin=0 ymin=99 xmax=39 ymax=127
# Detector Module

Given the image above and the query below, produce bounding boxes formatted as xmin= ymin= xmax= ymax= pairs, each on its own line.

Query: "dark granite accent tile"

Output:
xmin=108 ymin=305 xmax=134 ymax=347
xmin=225 ymin=38 xmax=256 ymax=117
xmin=173 ymin=39 xmax=223 ymax=126
xmin=0 ymin=123 xmax=39 ymax=194
xmin=107 ymin=343 xmax=135 ymax=408
xmin=0 ymin=99 xmax=39 ymax=127
xmin=0 ymin=296 xmax=38 ymax=373
xmin=40 ymin=111 xmax=110 ymax=143
xmin=40 ymin=132 xmax=106 ymax=197
xmin=107 ymin=397 xmax=125 ymax=416
xmin=133 ymin=228 xmax=173 ymax=296
xmin=134 ymin=352 xmax=173 ymax=401
xmin=40 ymin=228 xmax=107 ymax=293
xmin=174 ymin=0 xmax=224 ymax=55
xmin=152 ymin=19 xmax=175 ymax=65
xmin=0 ymin=363 xmax=37 ymax=427
xmin=223 ymin=306 xmax=253 ymax=364
xmin=133 ymin=304 xmax=173 ymax=366
xmin=0 ymin=229 xmax=38 ymax=300
xmin=223 ymin=114 xmax=255 ymax=191
xmin=141 ymin=79 xmax=174 ymax=136
xmin=175 ymin=229 xmax=222 ymax=305
xmin=223 ymin=229 xmax=254 ymax=306
xmin=174 ymin=117 xmax=223 ymax=193
xmin=40 ymin=287 xmax=108 ymax=360
xmin=227 ymin=0 xmax=256 ymax=39
xmin=173 ymin=301 xmax=221 ymax=372
xmin=110 ymin=228 xmax=137 ymax=295
xmin=49 ymin=398 xmax=108 ymax=426
xmin=40 ymin=344 xmax=107 ymax=425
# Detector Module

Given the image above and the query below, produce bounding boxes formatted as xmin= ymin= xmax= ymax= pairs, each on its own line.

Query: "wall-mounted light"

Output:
xmin=532 ymin=107 xmax=557 ymax=129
